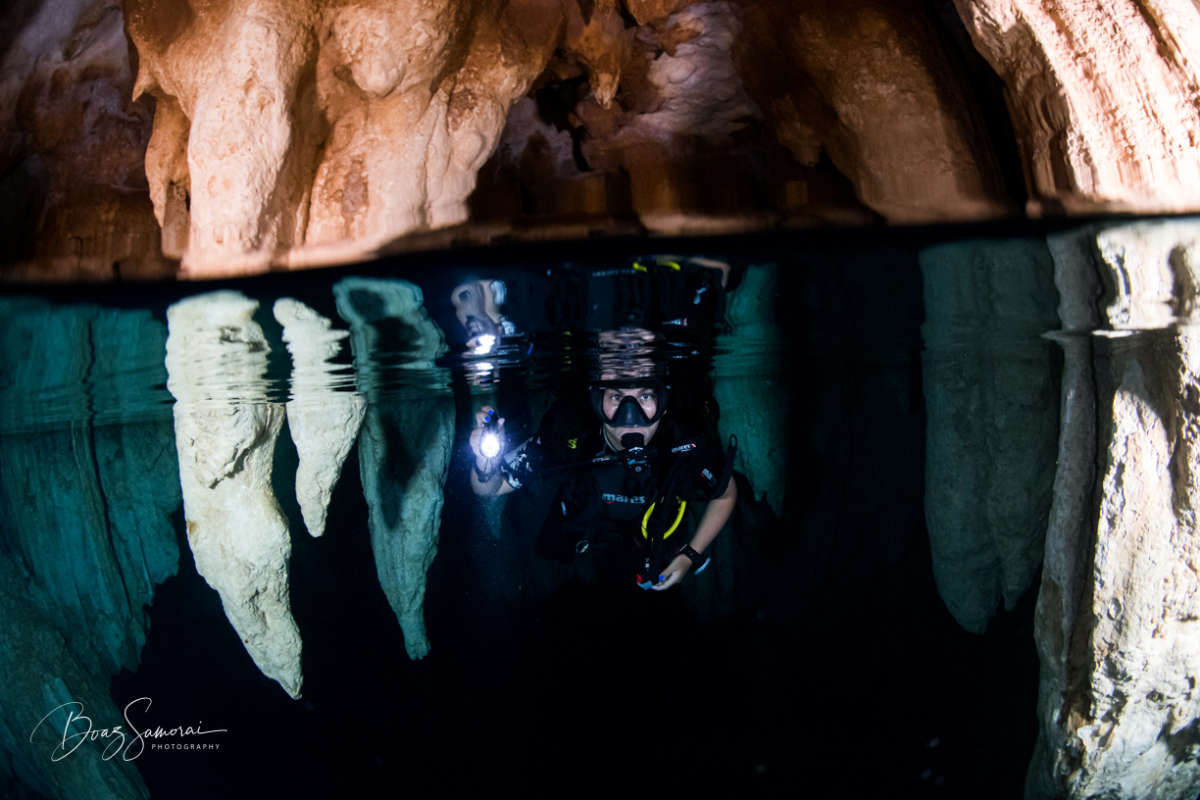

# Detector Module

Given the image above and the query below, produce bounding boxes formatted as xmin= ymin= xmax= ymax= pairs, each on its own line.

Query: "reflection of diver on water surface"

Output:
xmin=450 ymin=278 xmax=516 ymax=351
xmin=468 ymin=369 xmax=737 ymax=592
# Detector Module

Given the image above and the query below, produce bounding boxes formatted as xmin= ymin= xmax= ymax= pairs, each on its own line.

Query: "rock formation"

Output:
xmin=1030 ymin=220 xmax=1200 ymax=800
xmin=736 ymin=0 xmax=1012 ymax=223
xmin=0 ymin=301 xmax=180 ymax=673
xmin=0 ymin=299 xmax=180 ymax=800
xmin=919 ymin=239 xmax=1060 ymax=634
xmin=165 ymin=291 xmax=303 ymax=698
xmin=6 ymin=0 xmax=1200 ymax=277
xmin=122 ymin=0 xmax=564 ymax=275
xmin=273 ymin=298 xmax=365 ymax=537
xmin=1 ymin=556 xmax=149 ymax=800
xmin=955 ymin=0 xmax=1200 ymax=214
xmin=334 ymin=278 xmax=453 ymax=660
xmin=570 ymin=2 xmax=773 ymax=230
xmin=0 ymin=0 xmax=165 ymax=280
xmin=712 ymin=262 xmax=785 ymax=515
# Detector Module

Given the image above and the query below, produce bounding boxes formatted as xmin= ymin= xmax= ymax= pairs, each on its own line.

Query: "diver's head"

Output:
xmin=591 ymin=382 xmax=668 ymax=450
xmin=451 ymin=279 xmax=510 ymax=350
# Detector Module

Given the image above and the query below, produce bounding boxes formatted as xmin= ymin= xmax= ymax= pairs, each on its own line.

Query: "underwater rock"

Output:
xmin=1030 ymin=228 xmax=1102 ymax=772
xmin=0 ymin=301 xmax=179 ymax=800
xmin=0 ymin=301 xmax=180 ymax=676
xmin=273 ymin=298 xmax=365 ymax=537
xmin=165 ymin=291 xmax=303 ymax=698
xmin=1028 ymin=220 xmax=1200 ymax=800
xmin=919 ymin=239 xmax=1060 ymax=633
xmin=712 ymin=262 xmax=786 ymax=515
xmin=334 ymin=278 xmax=452 ymax=660
xmin=0 ymin=557 xmax=149 ymax=800
xmin=955 ymin=0 xmax=1200 ymax=215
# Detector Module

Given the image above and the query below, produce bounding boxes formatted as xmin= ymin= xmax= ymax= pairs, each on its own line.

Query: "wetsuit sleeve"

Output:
xmin=687 ymin=434 xmax=735 ymax=501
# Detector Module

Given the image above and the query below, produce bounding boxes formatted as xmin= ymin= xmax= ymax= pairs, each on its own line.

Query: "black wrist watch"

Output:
xmin=677 ymin=544 xmax=709 ymax=574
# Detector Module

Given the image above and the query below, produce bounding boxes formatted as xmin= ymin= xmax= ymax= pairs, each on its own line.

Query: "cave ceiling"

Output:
xmin=1 ymin=0 xmax=1198 ymax=279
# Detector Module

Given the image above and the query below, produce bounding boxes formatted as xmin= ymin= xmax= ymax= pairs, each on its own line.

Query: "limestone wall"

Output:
xmin=6 ymin=1 xmax=1200 ymax=278
xmin=1029 ymin=221 xmax=1200 ymax=800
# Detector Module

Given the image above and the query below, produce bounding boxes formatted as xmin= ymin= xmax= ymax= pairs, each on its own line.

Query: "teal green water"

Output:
xmin=0 ymin=233 xmax=1071 ymax=799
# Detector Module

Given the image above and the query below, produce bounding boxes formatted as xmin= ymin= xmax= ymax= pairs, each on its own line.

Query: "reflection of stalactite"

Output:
xmin=334 ymin=278 xmax=453 ymax=660
xmin=919 ymin=240 xmax=1060 ymax=634
xmin=0 ymin=300 xmax=179 ymax=800
xmin=713 ymin=262 xmax=786 ymax=515
xmin=165 ymin=291 xmax=302 ymax=698
xmin=1030 ymin=221 xmax=1200 ymax=800
xmin=274 ymin=298 xmax=365 ymax=538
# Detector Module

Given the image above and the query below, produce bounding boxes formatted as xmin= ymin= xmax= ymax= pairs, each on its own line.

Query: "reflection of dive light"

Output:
xmin=480 ymin=412 xmax=502 ymax=458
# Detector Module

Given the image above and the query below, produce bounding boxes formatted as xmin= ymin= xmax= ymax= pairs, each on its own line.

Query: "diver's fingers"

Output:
xmin=651 ymin=554 xmax=693 ymax=591
xmin=651 ymin=567 xmax=683 ymax=591
xmin=475 ymin=406 xmax=496 ymax=427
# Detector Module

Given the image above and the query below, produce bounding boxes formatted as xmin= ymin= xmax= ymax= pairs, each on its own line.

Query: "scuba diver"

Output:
xmin=467 ymin=364 xmax=737 ymax=592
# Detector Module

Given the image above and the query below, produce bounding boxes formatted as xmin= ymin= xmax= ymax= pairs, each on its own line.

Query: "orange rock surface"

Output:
xmin=2 ymin=0 xmax=1200 ymax=279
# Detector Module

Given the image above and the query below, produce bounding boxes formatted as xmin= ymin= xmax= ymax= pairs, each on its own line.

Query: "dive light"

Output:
xmin=480 ymin=410 xmax=502 ymax=458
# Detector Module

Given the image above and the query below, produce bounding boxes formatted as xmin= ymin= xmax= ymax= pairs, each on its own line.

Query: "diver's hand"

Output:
xmin=651 ymin=554 xmax=692 ymax=591
xmin=469 ymin=406 xmax=506 ymax=475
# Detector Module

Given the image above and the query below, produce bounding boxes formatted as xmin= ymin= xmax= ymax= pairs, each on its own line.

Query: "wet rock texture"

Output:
xmin=1031 ymin=220 xmax=1200 ymax=800
xmin=919 ymin=239 xmax=1060 ymax=634
xmin=0 ymin=302 xmax=180 ymax=674
xmin=0 ymin=300 xmax=179 ymax=800
xmin=713 ymin=262 xmax=785 ymax=515
xmin=165 ymin=291 xmax=304 ymax=698
xmin=334 ymin=278 xmax=453 ymax=660
xmin=955 ymin=0 xmax=1200 ymax=214
xmin=1 ymin=557 xmax=149 ymax=800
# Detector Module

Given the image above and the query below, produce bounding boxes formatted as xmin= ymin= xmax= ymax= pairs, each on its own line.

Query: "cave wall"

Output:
xmin=1028 ymin=220 xmax=1200 ymax=800
xmin=4 ymin=0 xmax=1200 ymax=279
xmin=955 ymin=0 xmax=1200 ymax=215
xmin=0 ymin=299 xmax=180 ymax=800
xmin=0 ymin=0 xmax=168 ymax=280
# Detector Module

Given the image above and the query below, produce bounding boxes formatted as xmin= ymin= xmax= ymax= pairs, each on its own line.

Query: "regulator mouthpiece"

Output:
xmin=620 ymin=432 xmax=647 ymax=472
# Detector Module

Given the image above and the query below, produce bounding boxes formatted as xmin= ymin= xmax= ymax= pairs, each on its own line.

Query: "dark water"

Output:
xmin=0 ymin=227 xmax=1067 ymax=799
